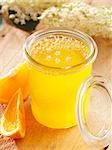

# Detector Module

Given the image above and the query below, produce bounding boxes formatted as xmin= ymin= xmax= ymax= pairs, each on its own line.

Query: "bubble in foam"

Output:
xmin=46 ymin=48 xmax=52 ymax=53
xmin=65 ymin=57 xmax=71 ymax=62
xmin=46 ymin=55 xmax=52 ymax=61
xmin=55 ymin=50 xmax=60 ymax=56
xmin=55 ymin=58 xmax=60 ymax=64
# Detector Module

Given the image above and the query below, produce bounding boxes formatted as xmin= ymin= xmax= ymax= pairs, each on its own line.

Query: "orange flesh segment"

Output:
xmin=0 ymin=89 xmax=26 ymax=139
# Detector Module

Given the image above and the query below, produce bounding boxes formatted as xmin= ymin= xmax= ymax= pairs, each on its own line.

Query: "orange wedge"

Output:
xmin=0 ymin=89 xmax=26 ymax=139
xmin=0 ymin=62 xmax=29 ymax=103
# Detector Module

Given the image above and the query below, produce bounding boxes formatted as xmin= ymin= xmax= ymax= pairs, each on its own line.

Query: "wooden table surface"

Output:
xmin=0 ymin=3 xmax=112 ymax=150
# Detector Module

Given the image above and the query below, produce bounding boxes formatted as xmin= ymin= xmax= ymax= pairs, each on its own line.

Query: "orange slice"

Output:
xmin=0 ymin=62 xmax=29 ymax=103
xmin=0 ymin=89 xmax=26 ymax=139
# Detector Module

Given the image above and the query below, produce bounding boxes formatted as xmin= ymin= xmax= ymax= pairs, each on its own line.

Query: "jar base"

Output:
xmin=31 ymin=106 xmax=76 ymax=129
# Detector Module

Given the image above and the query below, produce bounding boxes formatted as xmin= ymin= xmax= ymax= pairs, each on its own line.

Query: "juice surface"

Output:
xmin=28 ymin=34 xmax=92 ymax=128
xmin=30 ymin=34 xmax=89 ymax=68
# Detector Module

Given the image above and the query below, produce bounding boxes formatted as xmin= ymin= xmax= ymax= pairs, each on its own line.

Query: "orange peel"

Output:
xmin=0 ymin=62 xmax=29 ymax=103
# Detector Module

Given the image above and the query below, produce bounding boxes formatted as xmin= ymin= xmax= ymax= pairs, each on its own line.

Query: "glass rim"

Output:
xmin=23 ymin=28 xmax=98 ymax=73
xmin=76 ymin=75 xmax=112 ymax=148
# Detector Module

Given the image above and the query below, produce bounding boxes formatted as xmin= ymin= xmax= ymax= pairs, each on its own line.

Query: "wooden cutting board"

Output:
xmin=0 ymin=9 xmax=112 ymax=150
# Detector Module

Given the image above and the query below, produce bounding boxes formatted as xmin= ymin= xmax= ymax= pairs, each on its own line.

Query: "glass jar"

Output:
xmin=24 ymin=28 xmax=97 ymax=128
xmin=24 ymin=28 xmax=112 ymax=148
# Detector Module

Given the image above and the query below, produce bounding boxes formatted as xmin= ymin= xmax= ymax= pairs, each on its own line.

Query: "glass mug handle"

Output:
xmin=76 ymin=75 xmax=112 ymax=149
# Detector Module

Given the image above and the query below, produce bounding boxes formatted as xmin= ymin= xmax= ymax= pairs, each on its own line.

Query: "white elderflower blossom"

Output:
xmin=40 ymin=1 xmax=112 ymax=38
xmin=1 ymin=0 xmax=73 ymax=24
